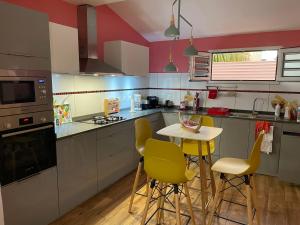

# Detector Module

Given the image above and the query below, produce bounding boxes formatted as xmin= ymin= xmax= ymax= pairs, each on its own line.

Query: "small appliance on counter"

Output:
xmin=165 ymin=100 xmax=174 ymax=108
xmin=104 ymin=98 xmax=120 ymax=116
xmin=133 ymin=94 xmax=142 ymax=111
xmin=147 ymin=96 xmax=159 ymax=109
xmin=141 ymin=99 xmax=150 ymax=110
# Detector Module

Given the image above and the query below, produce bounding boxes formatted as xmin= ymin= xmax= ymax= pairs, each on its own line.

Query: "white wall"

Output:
xmin=148 ymin=73 xmax=300 ymax=112
xmin=52 ymin=74 xmax=149 ymax=117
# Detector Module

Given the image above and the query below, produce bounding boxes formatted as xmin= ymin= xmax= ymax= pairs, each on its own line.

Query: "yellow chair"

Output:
xmin=208 ymin=132 xmax=264 ymax=225
xmin=182 ymin=115 xmax=215 ymax=157
xmin=181 ymin=115 xmax=216 ymax=197
xmin=128 ymin=118 xmax=152 ymax=213
xmin=141 ymin=139 xmax=196 ymax=225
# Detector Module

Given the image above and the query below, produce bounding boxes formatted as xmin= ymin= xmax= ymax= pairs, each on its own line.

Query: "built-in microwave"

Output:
xmin=0 ymin=69 xmax=52 ymax=117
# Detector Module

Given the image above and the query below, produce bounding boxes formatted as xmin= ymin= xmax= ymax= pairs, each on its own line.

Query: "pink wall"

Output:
xmin=150 ymin=30 xmax=300 ymax=73
xmin=4 ymin=0 xmax=77 ymax=28
xmin=96 ymin=5 xmax=149 ymax=60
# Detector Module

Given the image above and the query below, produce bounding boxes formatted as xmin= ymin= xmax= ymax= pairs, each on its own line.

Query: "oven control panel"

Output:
xmin=38 ymin=79 xmax=47 ymax=101
xmin=0 ymin=111 xmax=53 ymax=131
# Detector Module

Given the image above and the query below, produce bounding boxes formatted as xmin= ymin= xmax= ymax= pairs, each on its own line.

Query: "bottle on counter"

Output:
xmin=297 ymin=107 xmax=300 ymax=123
xmin=284 ymin=104 xmax=291 ymax=120
xmin=275 ymin=104 xmax=281 ymax=119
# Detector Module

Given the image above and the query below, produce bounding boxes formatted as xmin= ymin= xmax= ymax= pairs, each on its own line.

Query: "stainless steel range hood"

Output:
xmin=77 ymin=5 xmax=124 ymax=75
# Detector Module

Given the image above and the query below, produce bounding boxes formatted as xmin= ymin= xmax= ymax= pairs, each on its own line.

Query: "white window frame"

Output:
xmin=276 ymin=47 xmax=300 ymax=82
xmin=190 ymin=46 xmax=281 ymax=84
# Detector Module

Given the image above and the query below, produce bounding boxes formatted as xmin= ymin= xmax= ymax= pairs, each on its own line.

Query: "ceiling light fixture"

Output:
xmin=164 ymin=46 xmax=178 ymax=72
xmin=164 ymin=0 xmax=198 ymax=72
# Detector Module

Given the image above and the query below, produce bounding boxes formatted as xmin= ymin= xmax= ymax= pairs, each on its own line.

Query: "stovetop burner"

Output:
xmin=81 ymin=115 xmax=126 ymax=125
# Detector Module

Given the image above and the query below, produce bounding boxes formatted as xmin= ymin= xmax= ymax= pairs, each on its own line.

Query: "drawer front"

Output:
xmin=98 ymin=150 xmax=134 ymax=191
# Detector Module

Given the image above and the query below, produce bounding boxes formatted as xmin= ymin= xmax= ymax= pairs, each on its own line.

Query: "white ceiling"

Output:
xmin=64 ymin=0 xmax=125 ymax=6
xmin=108 ymin=0 xmax=300 ymax=42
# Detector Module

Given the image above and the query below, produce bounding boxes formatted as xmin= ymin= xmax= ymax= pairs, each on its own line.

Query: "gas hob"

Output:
xmin=81 ymin=115 xmax=126 ymax=125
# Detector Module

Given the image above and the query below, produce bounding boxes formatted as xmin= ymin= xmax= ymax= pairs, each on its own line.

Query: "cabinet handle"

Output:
xmin=283 ymin=131 xmax=300 ymax=137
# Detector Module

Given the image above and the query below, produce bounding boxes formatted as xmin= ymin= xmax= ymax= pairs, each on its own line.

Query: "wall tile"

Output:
xmin=74 ymin=75 xmax=104 ymax=91
xmin=52 ymin=74 xmax=74 ymax=93
xmin=148 ymin=73 xmax=158 ymax=88
xmin=74 ymin=93 xmax=103 ymax=117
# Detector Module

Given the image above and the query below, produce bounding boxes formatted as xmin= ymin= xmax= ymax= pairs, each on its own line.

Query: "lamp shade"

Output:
xmin=164 ymin=61 xmax=178 ymax=72
xmin=164 ymin=14 xmax=179 ymax=37
xmin=184 ymin=44 xmax=198 ymax=56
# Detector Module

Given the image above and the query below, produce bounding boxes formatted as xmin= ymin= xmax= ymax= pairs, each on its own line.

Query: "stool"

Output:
xmin=181 ymin=116 xmax=216 ymax=195
xmin=208 ymin=132 xmax=264 ymax=225
xmin=128 ymin=118 xmax=152 ymax=213
xmin=141 ymin=138 xmax=196 ymax=225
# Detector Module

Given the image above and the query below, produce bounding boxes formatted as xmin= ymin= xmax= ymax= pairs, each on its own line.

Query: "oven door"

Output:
xmin=0 ymin=123 xmax=56 ymax=186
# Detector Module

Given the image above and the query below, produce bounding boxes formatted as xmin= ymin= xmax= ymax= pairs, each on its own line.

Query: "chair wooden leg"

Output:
xmin=158 ymin=183 xmax=167 ymax=224
xmin=174 ymin=185 xmax=182 ymax=225
xmin=141 ymin=180 xmax=155 ymax=225
xmin=198 ymin=141 xmax=208 ymax=225
xmin=145 ymin=176 xmax=150 ymax=196
xmin=246 ymin=176 xmax=254 ymax=225
xmin=207 ymin=173 xmax=225 ymax=225
xmin=250 ymin=175 xmax=261 ymax=225
xmin=128 ymin=160 xmax=142 ymax=213
xmin=156 ymin=182 xmax=163 ymax=224
xmin=184 ymin=183 xmax=196 ymax=225
xmin=206 ymin=142 xmax=216 ymax=197
xmin=216 ymin=175 xmax=226 ymax=215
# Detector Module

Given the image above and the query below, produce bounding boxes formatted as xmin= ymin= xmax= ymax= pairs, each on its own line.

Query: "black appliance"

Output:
xmin=147 ymin=96 xmax=159 ymax=109
xmin=0 ymin=122 xmax=56 ymax=186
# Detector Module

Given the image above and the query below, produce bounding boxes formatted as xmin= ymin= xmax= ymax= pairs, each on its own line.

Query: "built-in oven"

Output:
xmin=0 ymin=69 xmax=52 ymax=117
xmin=0 ymin=122 xmax=56 ymax=186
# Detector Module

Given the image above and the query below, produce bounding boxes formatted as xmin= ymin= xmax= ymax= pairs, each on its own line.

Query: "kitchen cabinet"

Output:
xmin=49 ymin=22 xmax=80 ymax=74
xmin=219 ymin=118 xmax=250 ymax=159
xmin=0 ymin=2 xmax=51 ymax=70
xmin=278 ymin=124 xmax=300 ymax=184
xmin=56 ymin=131 xmax=98 ymax=215
xmin=104 ymin=40 xmax=149 ymax=76
xmin=97 ymin=121 xmax=137 ymax=191
xmin=248 ymin=121 xmax=281 ymax=176
xmin=1 ymin=167 xmax=59 ymax=225
xmin=147 ymin=113 xmax=167 ymax=140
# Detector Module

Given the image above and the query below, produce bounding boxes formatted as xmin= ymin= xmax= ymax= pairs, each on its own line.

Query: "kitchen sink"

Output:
xmin=230 ymin=112 xmax=253 ymax=118
xmin=230 ymin=112 xmax=275 ymax=120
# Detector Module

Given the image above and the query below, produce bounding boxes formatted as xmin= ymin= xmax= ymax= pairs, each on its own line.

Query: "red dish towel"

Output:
xmin=255 ymin=121 xmax=271 ymax=139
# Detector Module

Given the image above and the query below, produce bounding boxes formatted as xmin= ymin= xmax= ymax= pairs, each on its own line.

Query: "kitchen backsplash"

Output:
xmin=52 ymin=74 xmax=148 ymax=117
xmin=148 ymin=73 xmax=300 ymax=112
xmin=52 ymin=73 xmax=300 ymax=118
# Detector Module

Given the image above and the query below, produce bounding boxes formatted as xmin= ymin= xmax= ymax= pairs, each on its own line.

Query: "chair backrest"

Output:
xmin=144 ymin=138 xmax=187 ymax=184
xmin=135 ymin=118 xmax=152 ymax=154
xmin=246 ymin=131 xmax=264 ymax=174
xmin=189 ymin=115 xmax=215 ymax=150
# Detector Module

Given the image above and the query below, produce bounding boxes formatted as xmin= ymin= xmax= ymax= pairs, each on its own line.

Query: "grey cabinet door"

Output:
xmin=1 ymin=167 xmax=59 ymax=225
xmin=0 ymin=2 xmax=50 ymax=58
xmin=248 ymin=121 xmax=281 ymax=176
xmin=97 ymin=121 xmax=136 ymax=191
xmin=219 ymin=118 xmax=250 ymax=159
xmin=56 ymin=131 xmax=98 ymax=215
xmin=278 ymin=124 xmax=300 ymax=184
xmin=147 ymin=113 xmax=167 ymax=140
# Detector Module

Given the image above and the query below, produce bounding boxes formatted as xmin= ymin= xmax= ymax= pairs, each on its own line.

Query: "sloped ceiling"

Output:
xmin=108 ymin=0 xmax=300 ymax=42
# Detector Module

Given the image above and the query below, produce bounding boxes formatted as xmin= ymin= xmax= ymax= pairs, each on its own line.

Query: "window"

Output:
xmin=211 ymin=50 xmax=278 ymax=81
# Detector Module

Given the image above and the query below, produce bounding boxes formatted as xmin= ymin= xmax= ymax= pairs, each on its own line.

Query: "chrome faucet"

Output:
xmin=252 ymin=98 xmax=264 ymax=116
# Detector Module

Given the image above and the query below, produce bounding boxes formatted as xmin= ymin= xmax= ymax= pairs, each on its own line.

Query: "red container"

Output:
xmin=207 ymin=107 xmax=230 ymax=116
